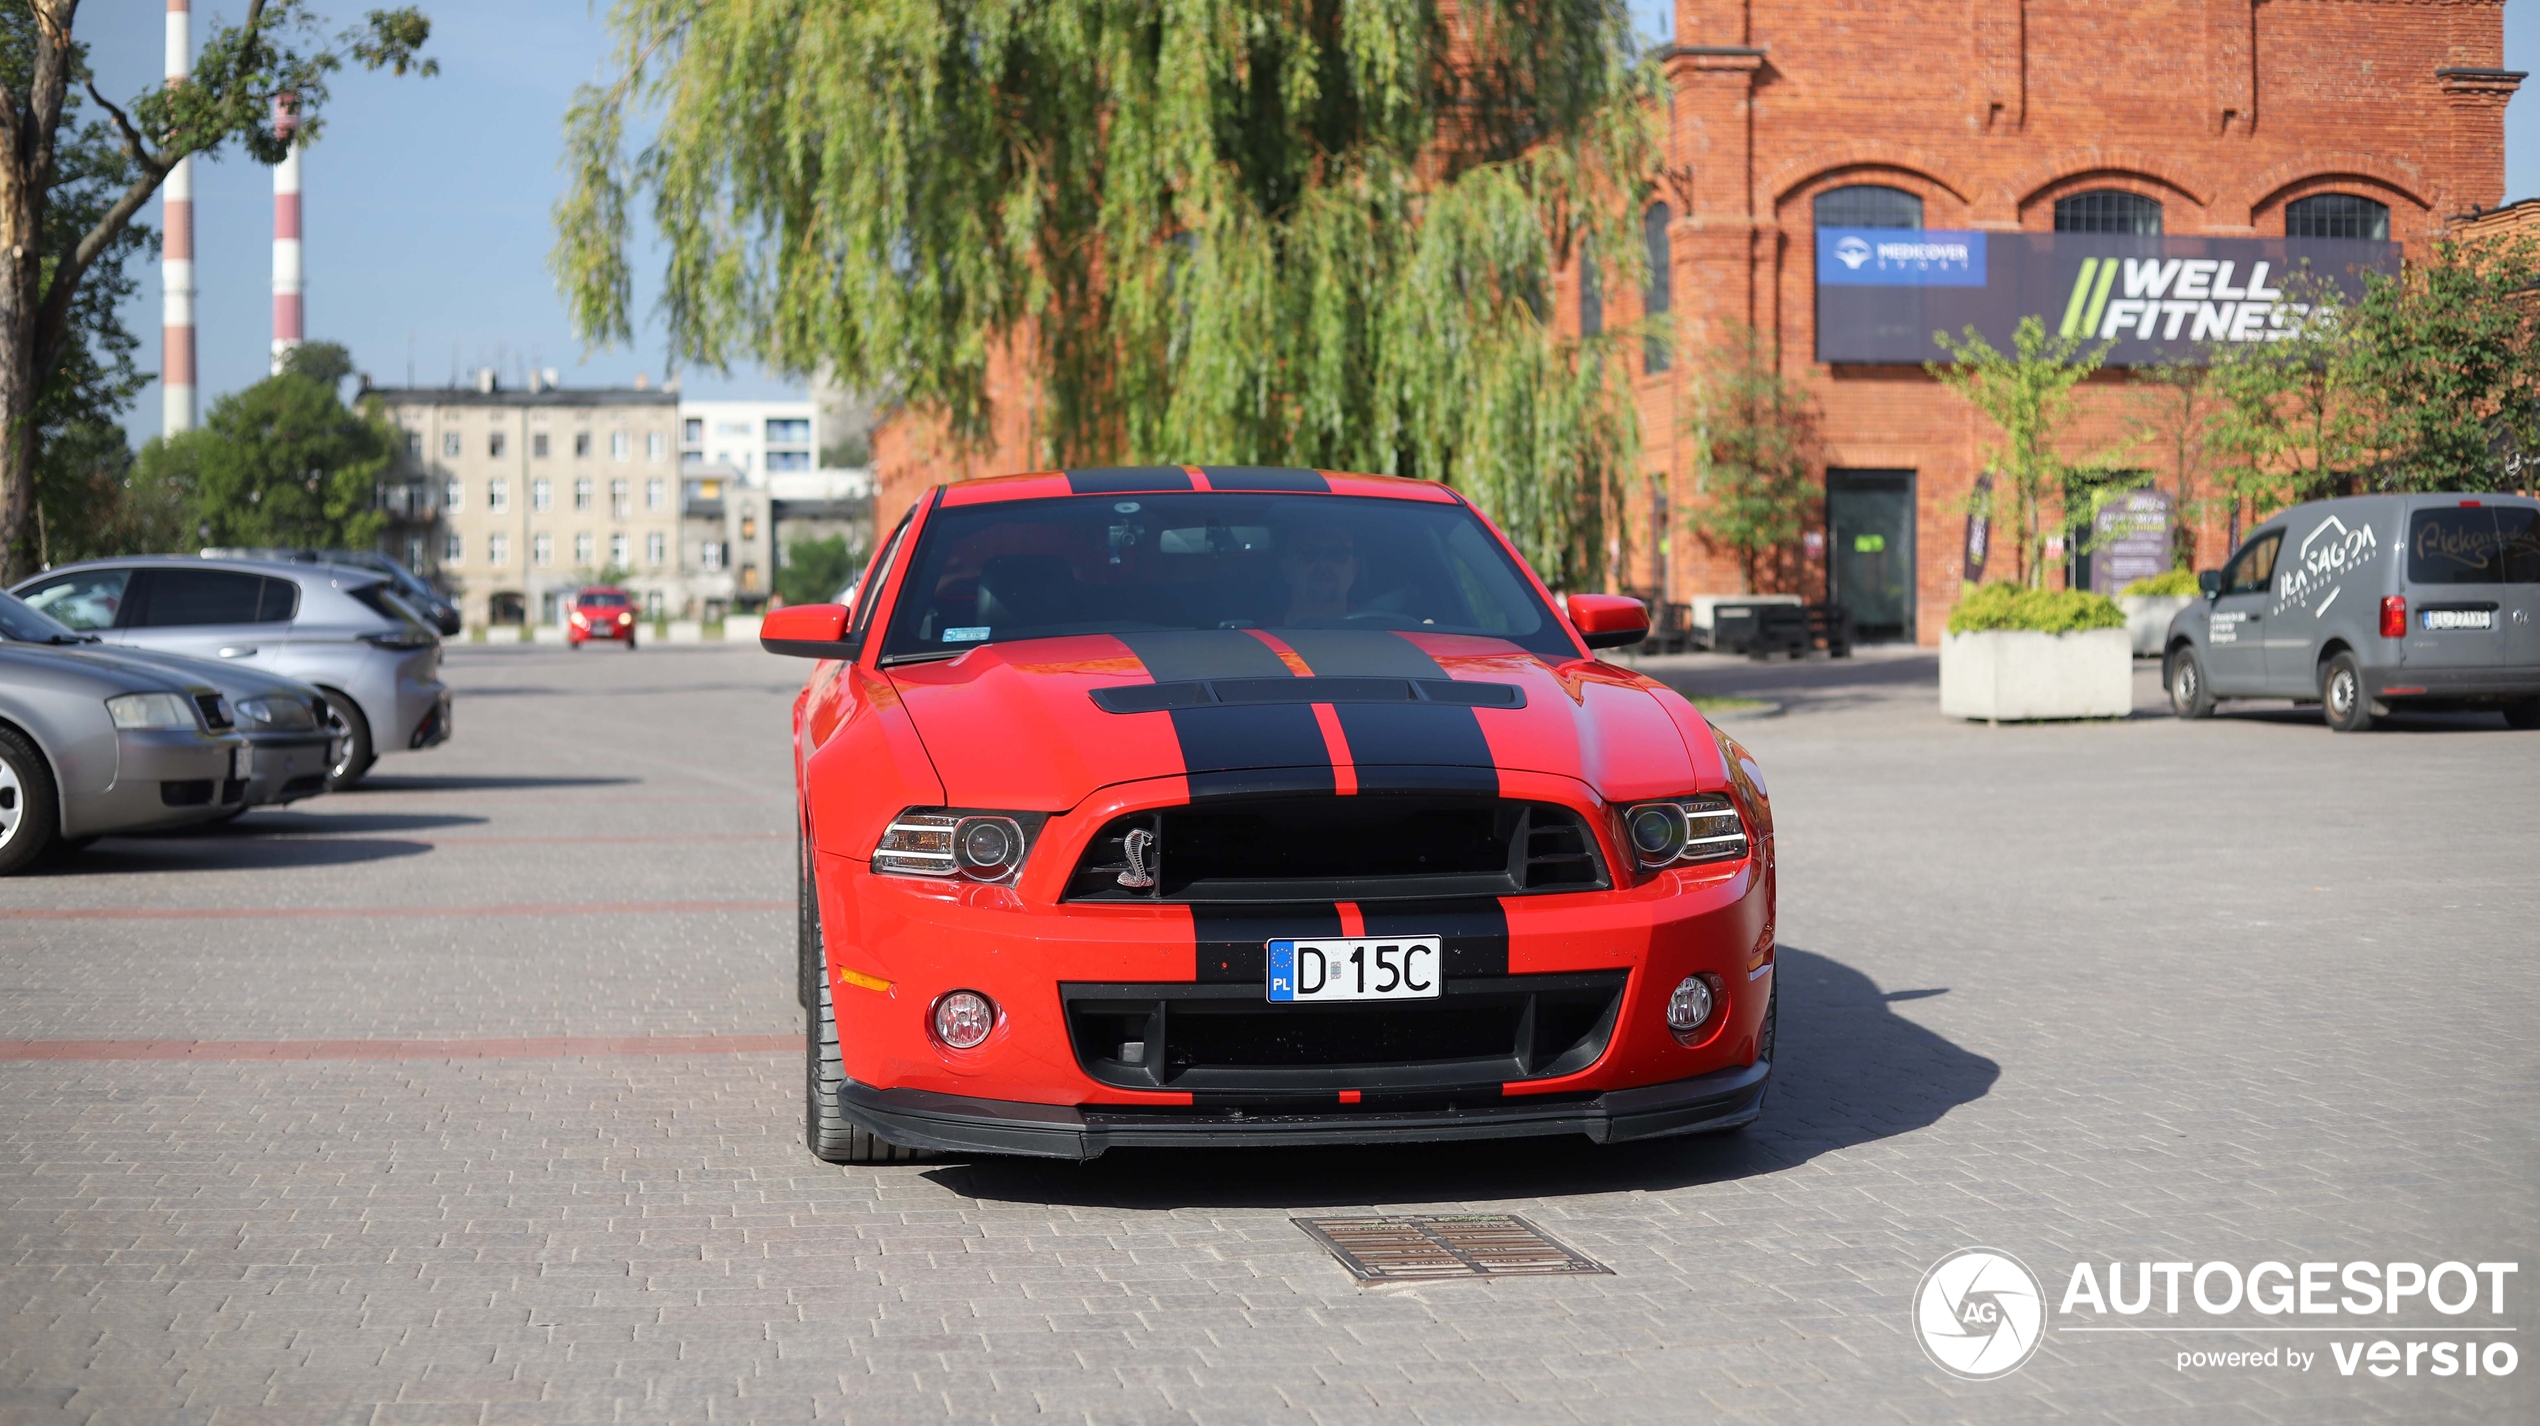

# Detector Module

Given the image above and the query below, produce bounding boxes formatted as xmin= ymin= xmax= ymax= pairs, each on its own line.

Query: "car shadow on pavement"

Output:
xmin=189 ymin=810 xmax=492 ymax=836
xmin=345 ymin=774 xmax=637 ymax=793
xmin=31 ymin=835 xmax=435 ymax=875
xmin=926 ymin=945 xmax=1999 ymax=1210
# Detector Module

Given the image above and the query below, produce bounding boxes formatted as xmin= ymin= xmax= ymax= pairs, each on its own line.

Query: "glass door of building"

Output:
xmin=1828 ymin=469 xmax=1917 ymax=642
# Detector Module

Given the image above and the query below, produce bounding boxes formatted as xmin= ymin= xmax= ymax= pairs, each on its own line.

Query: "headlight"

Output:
xmin=873 ymin=808 xmax=1035 ymax=883
xmin=105 ymin=692 xmax=198 ymax=730
xmin=617 ymin=611 xmax=633 ymax=625
xmin=1621 ymin=794 xmax=1748 ymax=871
xmin=235 ymin=695 xmax=319 ymax=731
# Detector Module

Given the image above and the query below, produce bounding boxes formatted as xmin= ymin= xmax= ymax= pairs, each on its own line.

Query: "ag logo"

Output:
xmin=1834 ymin=235 xmax=1872 ymax=270
xmin=1913 ymin=1248 xmax=2045 ymax=1379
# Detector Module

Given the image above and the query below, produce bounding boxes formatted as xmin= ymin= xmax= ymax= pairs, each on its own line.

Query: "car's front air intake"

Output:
xmin=1065 ymin=795 xmax=1607 ymax=903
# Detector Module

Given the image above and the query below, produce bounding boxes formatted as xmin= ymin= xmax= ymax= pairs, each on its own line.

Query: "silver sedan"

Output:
xmin=0 ymin=634 xmax=250 ymax=875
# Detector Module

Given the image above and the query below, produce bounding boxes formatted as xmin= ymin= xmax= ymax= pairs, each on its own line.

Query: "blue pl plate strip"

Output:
xmin=1267 ymin=940 xmax=1296 ymax=1002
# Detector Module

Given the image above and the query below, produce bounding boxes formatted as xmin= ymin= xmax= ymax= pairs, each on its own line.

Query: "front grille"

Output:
xmin=193 ymin=694 xmax=232 ymax=730
xmin=1062 ymin=972 xmax=1626 ymax=1094
xmin=1066 ymin=795 xmax=1607 ymax=903
xmin=160 ymin=779 xmax=214 ymax=807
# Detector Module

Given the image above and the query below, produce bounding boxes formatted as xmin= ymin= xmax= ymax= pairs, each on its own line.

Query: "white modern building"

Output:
xmin=679 ymin=399 xmax=817 ymax=479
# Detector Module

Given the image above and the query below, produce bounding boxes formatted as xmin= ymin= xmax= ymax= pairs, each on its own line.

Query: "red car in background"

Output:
xmin=567 ymin=587 xmax=638 ymax=649
xmin=763 ymin=466 xmax=1776 ymax=1163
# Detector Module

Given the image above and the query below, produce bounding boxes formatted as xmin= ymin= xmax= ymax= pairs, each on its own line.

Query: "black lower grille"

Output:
xmin=160 ymin=779 xmax=214 ymax=807
xmin=1067 ymin=795 xmax=1608 ymax=903
xmin=1063 ymin=972 xmax=1627 ymax=1094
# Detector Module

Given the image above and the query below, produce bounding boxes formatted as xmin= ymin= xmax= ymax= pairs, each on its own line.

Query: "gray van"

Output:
xmin=2162 ymin=493 xmax=2540 ymax=731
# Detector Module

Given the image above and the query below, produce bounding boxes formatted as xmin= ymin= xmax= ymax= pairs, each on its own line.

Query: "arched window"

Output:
xmin=2053 ymin=190 xmax=2163 ymax=235
xmin=1579 ymin=243 xmax=1603 ymax=338
xmin=1643 ymin=204 xmax=1672 ymax=374
xmin=2286 ymin=193 xmax=2390 ymax=241
xmin=1814 ymin=185 xmax=1923 ymax=230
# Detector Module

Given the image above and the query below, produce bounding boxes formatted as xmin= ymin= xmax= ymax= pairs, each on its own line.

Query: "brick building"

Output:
xmin=873 ymin=0 xmax=2518 ymax=643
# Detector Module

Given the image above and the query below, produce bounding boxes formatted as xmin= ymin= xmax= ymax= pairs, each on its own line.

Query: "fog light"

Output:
xmin=1666 ymin=975 xmax=1715 ymax=1033
xmin=932 ymin=990 xmax=996 ymax=1049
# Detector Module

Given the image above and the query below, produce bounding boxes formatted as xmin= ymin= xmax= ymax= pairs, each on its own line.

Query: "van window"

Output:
xmin=2497 ymin=507 xmax=2539 ymax=584
xmin=2408 ymin=507 xmax=2504 ymax=584
xmin=2223 ymin=533 xmax=2280 ymax=596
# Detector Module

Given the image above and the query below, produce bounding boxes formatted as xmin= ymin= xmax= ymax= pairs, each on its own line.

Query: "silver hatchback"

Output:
xmin=14 ymin=556 xmax=452 ymax=786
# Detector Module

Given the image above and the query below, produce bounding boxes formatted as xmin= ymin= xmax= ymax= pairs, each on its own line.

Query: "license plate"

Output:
xmin=1267 ymin=937 xmax=1442 ymax=1003
xmin=2421 ymin=608 xmax=2494 ymax=631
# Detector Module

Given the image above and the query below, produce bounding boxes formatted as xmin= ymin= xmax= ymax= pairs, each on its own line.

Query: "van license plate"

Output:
xmin=1267 ymin=938 xmax=1442 ymax=1003
xmin=2421 ymin=609 xmax=2494 ymax=631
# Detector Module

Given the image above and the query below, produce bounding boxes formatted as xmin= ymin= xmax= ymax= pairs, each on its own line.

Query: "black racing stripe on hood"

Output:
xmin=1279 ymin=630 xmax=1498 ymax=792
xmin=1065 ymin=466 xmax=1194 ymax=494
xmin=1113 ymin=630 xmax=1330 ymax=796
xmin=1360 ymin=897 xmax=1510 ymax=979
xmin=1192 ymin=904 xmax=1341 ymax=984
xmin=1198 ymin=466 xmax=1329 ymax=492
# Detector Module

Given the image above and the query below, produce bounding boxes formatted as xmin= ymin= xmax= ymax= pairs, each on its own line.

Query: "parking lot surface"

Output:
xmin=4 ymin=643 xmax=2534 ymax=1424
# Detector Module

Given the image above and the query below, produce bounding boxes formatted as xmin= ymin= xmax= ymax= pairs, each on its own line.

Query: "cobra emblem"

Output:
xmin=1117 ymin=827 xmax=1157 ymax=889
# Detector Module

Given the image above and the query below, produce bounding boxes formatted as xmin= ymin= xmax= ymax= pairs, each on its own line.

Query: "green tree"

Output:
xmin=1687 ymin=324 xmax=1816 ymax=593
xmin=0 ymin=1 xmax=433 ymax=580
xmin=2126 ymin=361 xmax=2219 ymax=569
xmin=553 ymin=0 xmax=1660 ymax=589
xmin=777 ymin=533 xmax=863 ymax=607
xmin=131 ymin=347 xmax=392 ymax=549
xmin=1930 ymin=317 xmax=2123 ymax=588
xmin=2343 ymin=233 xmax=2540 ymax=491
xmin=2203 ymin=278 xmax=2373 ymax=526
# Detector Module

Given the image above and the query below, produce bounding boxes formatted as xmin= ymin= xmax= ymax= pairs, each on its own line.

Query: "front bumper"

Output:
xmin=241 ymin=732 xmax=336 ymax=805
xmin=839 ymin=1059 xmax=1770 ymax=1160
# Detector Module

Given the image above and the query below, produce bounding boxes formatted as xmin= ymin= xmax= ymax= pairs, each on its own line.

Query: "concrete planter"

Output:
xmin=666 ymin=620 xmax=704 ymax=644
xmin=1940 ymin=628 xmax=2133 ymax=722
xmin=481 ymin=626 xmax=523 ymax=645
xmin=531 ymin=625 xmax=568 ymax=645
xmin=2116 ymin=594 xmax=2197 ymax=657
xmin=723 ymin=614 xmax=763 ymax=644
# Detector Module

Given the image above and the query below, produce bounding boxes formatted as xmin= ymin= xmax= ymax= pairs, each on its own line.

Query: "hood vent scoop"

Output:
xmin=1090 ymin=678 xmax=1523 ymax=714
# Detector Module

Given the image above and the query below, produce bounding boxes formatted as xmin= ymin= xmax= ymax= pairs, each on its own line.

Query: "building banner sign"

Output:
xmin=1814 ymin=233 xmax=2399 ymax=367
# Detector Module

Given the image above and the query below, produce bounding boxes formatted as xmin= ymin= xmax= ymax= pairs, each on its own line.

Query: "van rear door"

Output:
xmin=2497 ymin=503 xmax=2540 ymax=680
xmin=2401 ymin=502 xmax=2508 ymax=684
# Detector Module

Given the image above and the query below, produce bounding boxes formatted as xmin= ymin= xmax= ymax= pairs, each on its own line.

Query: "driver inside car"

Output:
xmin=1277 ymin=520 xmax=1359 ymax=625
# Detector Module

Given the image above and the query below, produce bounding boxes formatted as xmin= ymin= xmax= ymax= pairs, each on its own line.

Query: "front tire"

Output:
xmin=2322 ymin=651 xmax=2373 ymax=733
xmin=806 ymin=929 xmax=930 ymax=1164
xmin=2504 ymin=698 xmax=2540 ymax=731
xmin=318 ymin=689 xmax=375 ymax=788
xmin=2168 ymin=646 xmax=2216 ymax=719
xmin=0 ymin=725 xmax=61 ymax=876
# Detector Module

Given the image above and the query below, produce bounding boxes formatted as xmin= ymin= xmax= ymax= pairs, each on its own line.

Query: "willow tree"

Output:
xmin=552 ymin=0 xmax=1659 ymax=588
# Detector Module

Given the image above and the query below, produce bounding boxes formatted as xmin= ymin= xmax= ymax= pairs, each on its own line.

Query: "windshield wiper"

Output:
xmin=878 ymin=648 xmax=972 ymax=666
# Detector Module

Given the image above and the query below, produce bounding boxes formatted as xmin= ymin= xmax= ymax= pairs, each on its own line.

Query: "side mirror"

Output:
xmin=1565 ymin=593 xmax=1649 ymax=650
xmin=760 ymin=602 xmax=860 ymax=659
xmin=2196 ymin=569 xmax=2223 ymax=599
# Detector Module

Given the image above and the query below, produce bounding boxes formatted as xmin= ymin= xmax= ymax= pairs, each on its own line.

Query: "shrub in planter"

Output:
xmin=2116 ymin=568 xmax=2202 ymax=655
xmin=1941 ymin=583 xmax=2132 ymax=721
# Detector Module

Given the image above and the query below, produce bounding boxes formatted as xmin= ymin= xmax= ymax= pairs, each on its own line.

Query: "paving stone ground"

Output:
xmin=2 ymin=642 xmax=2533 ymax=1424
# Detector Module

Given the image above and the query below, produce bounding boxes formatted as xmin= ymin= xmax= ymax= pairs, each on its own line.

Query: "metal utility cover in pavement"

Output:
xmin=1295 ymin=1214 xmax=1612 ymax=1282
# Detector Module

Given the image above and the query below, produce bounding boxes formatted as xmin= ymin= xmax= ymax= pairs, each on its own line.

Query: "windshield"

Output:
xmin=577 ymin=591 xmax=631 ymax=608
xmin=0 ymin=591 xmax=84 ymax=643
xmin=880 ymin=492 xmax=1572 ymax=660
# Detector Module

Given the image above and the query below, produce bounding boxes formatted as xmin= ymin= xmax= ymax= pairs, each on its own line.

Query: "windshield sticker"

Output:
xmin=942 ymin=626 xmax=990 ymax=643
xmin=2273 ymin=514 xmax=2380 ymax=619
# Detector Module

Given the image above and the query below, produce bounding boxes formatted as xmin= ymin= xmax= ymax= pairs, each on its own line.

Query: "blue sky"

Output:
xmin=88 ymin=0 xmax=2532 ymax=446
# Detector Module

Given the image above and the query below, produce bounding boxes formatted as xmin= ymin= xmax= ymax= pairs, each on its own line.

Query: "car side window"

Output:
xmin=133 ymin=568 xmax=290 ymax=626
xmin=18 ymin=569 xmax=130 ymax=631
xmin=2223 ymin=533 xmax=2280 ymax=596
xmin=2407 ymin=507 xmax=2504 ymax=585
xmin=2490 ymin=507 xmax=2537 ymax=584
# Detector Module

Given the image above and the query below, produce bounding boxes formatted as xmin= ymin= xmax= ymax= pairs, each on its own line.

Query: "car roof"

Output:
xmin=935 ymin=466 xmax=1459 ymax=509
xmin=25 ymin=554 xmax=387 ymax=586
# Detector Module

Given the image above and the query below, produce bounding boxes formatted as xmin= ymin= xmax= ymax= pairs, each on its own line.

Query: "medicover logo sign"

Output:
xmin=1814 ymin=233 xmax=2397 ymax=367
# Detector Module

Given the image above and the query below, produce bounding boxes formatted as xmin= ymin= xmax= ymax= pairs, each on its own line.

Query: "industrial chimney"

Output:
xmin=162 ymin=0 xmax=196 ymax=432
xmin=271 ymin=94 xmax=303 ymax=373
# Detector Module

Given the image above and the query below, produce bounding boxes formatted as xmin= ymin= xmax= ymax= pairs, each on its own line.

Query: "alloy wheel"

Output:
xmin=320 ymin=700 xmax=356 ymax=782
xmin=2328 ymin=667 xmax=2357 ymax=719
xmin=0 ymin=756 xmax=21 ymax=850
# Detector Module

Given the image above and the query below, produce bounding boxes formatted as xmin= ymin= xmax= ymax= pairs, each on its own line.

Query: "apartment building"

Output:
xmin=365 ymin=375 xmax=683 ymax=627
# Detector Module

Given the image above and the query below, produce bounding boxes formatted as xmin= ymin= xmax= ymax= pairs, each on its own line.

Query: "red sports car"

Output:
xmin=567 ymin=586 xmax=638 ymax=648
xmin=763 ymin=467 xmax=1776 ymax=1162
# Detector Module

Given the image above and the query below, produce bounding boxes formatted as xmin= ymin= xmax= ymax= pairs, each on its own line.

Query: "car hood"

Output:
xmin=45 ymin=644 xmax=319 ymax=702
xmin=885 ymin=627 xmax=1716 ymax=811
